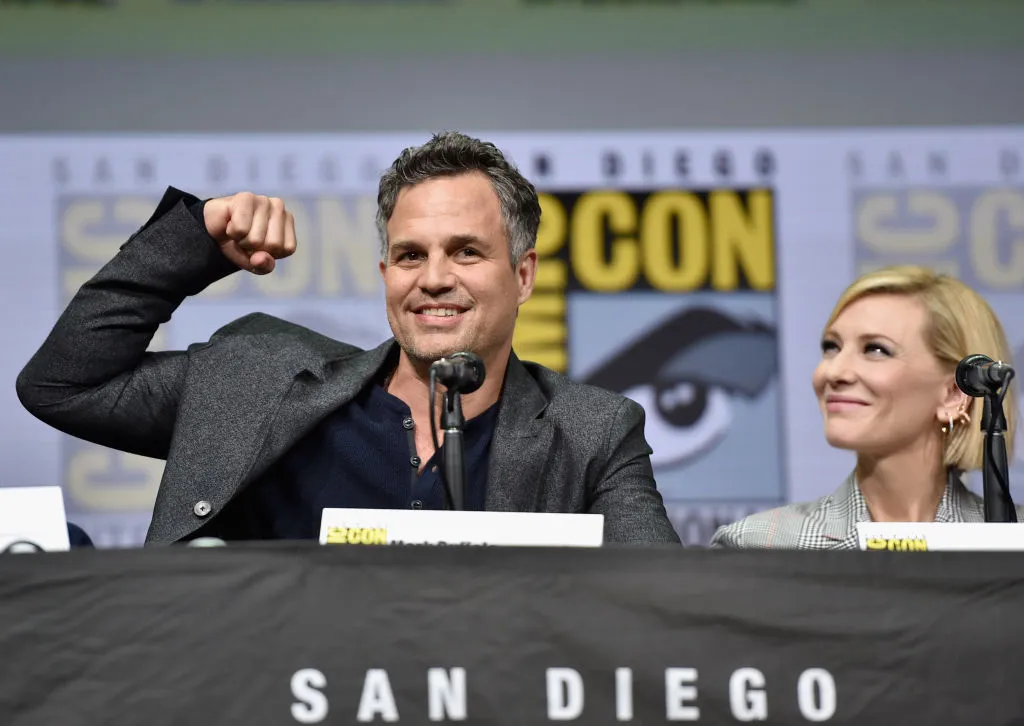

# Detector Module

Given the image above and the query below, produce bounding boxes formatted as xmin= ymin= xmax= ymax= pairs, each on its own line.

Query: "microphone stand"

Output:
xmin=441 ymin=390 xmax=466 ymax=511
xmin=981 ymin=394 xmax=1016 ymax=523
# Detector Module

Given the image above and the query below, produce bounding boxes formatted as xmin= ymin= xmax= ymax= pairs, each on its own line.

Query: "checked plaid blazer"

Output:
xmin=710 ymin=470 xmax=1024 ymax=550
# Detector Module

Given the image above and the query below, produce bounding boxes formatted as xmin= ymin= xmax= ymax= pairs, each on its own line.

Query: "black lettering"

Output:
xmin=361 ymin=158 xmax=381 ymax=182
xmin=754 ymin=148 xmax=775 ymax=178
xmin=207 ymin=156 xmax=228 ymax=184
xmin=847 ymin=152 xmax=863 ymax=178
xmin=1000 ymin=149 xmax=1020 ymax=177
xmin=135 ymin=158 xmax=156 ymax=182
xmin=534 ymin=153 xmax=552 ymax=177
xmin=52 ymin=157 xmax=70 ymax=185
xmin=927 ymin=152 xmax=947 ymax=177
xmin=642 ymin=151 xmax=655 ymax=178
xmin=887 ymin=151 xmax=904 ymax=178
xmin=281 ymin=156 xmax=297 ymax=184
xmin=674 ymin=151 xmax=690 ymax=179
xmin=713 ymin=150 xmax=732 ymax=178
xmin=319 ymin=156 xmax=339 ymax=183
xmin=93 ymin=158 xmax=112 ymax=184
xmin=602 ymin=151 xmax=622 ymax=178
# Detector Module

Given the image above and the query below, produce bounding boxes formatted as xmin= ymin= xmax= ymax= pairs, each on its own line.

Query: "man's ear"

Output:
xmin=516 ymin=249 xmax=538 ymax=306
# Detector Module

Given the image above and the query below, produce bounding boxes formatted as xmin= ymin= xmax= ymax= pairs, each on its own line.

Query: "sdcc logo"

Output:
xmin=324 ymin=527 xmax=389 ymax=545
xmin=513 ymin=186 xmax=781 ymax=481
xmin=583 ymin=308 xmax=776 ymax=469
xmin=848 ymin=145 xmax=1024 ymax=288
xmin=864 ymin=537 xmax=928 ymax=552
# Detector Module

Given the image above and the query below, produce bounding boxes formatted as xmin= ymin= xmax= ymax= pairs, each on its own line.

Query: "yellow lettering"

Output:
xmin=536 ymin=193 xmax=567 ymax=257
xmin=62 ymin=198 xmax=158 ymax=300
xmin=325 ymin=526 xmax=387 ymax=545
xmin=515 ymin=194 xmax=569 ymax=372
xmin=640 ymin=191 xmax=708 ymax=292
xmin=971 ymin=188 xmax=1024 ymax=288
xmin=62 ymin=269 xmax=98 ymax=302
xmin=65 ymin=448 xmax=163 ymax=511
xmin=710 ymin=189 xmax=775 ymax=291
xmin=515 ymin=316 xmax=567 ymax=346
xmin=62 ymin=198 xmax=152 ymax=263
xmin=856 ymin=190 xmax=958 ymax=253
xmin=533 ymin=261 xmax=568 ymax=289
xmin=571 ymin=191 xmax=639 ymax=291
xmin=318 ymin=197 xmax=381 ymax=296
xmin=865 ymin=536 xmax=927 ymax=552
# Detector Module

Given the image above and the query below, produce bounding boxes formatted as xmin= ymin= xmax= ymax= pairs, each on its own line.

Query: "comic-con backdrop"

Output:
xmin=1 ymin=129 xmax=1022 ymax=546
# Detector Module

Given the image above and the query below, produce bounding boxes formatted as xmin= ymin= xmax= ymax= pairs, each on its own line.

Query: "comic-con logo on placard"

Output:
xmin=514 ymin=180 xmax=784 ymax=540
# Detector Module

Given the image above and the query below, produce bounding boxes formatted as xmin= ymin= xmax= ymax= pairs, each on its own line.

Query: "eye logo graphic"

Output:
xmin=582 ymin=307 xmax=778 ymax=471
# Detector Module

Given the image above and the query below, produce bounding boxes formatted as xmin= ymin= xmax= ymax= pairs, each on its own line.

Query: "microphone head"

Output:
xmin=956 ymin=353 xmax=994 ymax=397
xmin=432 ymin=351 xmax=486 ymax=394
xmin=449 ymin=351 xmax=486 ymax=394
xmin=1 ymin=540 xmax=44 ymax=555
xmin=451 ymin=351 xmax=485 ymax=377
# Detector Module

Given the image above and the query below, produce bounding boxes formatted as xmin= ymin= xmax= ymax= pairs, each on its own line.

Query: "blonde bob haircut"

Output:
xmin=825 ymin=265 xmax=1014 ymax=472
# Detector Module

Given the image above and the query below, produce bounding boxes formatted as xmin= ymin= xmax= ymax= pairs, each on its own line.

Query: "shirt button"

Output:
xmin=410 ymin=456 xmax=421 ymax=467
xmin=193 ymin=500 xmax=212 ymax=518
xmin=402 ymin=417 xmax=414 ymax=430
xmin=411 ymin=500 xmax=423 ymax=510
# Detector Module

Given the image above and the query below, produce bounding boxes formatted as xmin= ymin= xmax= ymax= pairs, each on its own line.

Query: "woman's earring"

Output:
xmin=946 ymin=413 xmax=955 ymax=435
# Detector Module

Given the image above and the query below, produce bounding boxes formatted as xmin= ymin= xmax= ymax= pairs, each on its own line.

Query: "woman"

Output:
xmin=712 ymin=265 xmax=1024 ymax=549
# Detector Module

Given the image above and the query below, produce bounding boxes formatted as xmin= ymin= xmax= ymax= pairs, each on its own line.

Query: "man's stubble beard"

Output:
xmin=397 ymin=328 xmax=476 ymax=366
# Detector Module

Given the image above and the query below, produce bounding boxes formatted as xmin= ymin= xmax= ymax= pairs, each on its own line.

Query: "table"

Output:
xmin=1 ymin=544 xmax=1022 ymax=725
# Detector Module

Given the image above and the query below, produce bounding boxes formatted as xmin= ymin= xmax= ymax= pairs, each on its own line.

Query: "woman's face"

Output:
xmin=812 ymin=293 xmax=955 ymax=457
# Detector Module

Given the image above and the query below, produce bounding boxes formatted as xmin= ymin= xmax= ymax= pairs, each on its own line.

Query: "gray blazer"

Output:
xmin=711 ymin=471 xmax=1024 ymax=550
xmin=16 ymin=192 xmax=680 ymax=547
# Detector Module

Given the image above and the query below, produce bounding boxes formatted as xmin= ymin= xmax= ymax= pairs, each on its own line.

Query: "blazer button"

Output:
xmin=193 ymin=500 xmax=212 ymax=518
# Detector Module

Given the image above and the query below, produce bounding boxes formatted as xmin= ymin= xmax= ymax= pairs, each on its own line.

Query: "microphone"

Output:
xmin=955 ymin=354 xmax=1015 ymax=397
xmin=430 ymin=352 xmax=486 ymax=394
xmin=1 ymin=540 xmax=44 ymax=555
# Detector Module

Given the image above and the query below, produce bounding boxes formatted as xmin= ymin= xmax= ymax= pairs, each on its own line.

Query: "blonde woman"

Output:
xmin=712 ymin=266 xmax=1024 ymax=549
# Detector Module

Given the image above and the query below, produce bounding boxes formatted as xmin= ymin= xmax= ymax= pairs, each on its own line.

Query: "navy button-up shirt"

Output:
xmin=205 ymin=376 xmax=499 ymax=540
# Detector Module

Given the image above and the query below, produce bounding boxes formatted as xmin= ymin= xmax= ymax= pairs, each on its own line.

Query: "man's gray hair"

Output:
xmin=376 ymin=131 xmax=542 ymax=265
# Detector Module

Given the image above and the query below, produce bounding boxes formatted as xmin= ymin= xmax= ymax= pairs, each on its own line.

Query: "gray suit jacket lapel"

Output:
xmin=246 ymin=339 xmax=397 ymax=489
xmin=807 ymin=473 xmax=868 ymax=550
xmin=150 ymin=338 xmax=395 ymax=543
xmin=484 ymin=354 xmax=554 ymax=512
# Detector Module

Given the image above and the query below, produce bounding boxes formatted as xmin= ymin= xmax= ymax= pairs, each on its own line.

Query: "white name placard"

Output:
xmin=0 ymin=486 xmax=70 ymax=553
xmin=320 ymin=509 xmax=604 ymax=547
xmin=857 ymin=522 xmax=1024 ymax=551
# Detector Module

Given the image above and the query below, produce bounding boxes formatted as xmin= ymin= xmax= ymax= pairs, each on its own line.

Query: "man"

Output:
xmin=17 ymin=132 xmax=680 ymax=546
